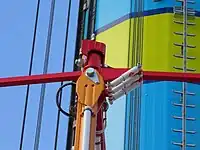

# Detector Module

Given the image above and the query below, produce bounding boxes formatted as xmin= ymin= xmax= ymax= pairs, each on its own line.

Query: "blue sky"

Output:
xmin=0 ymin=1 xmax=126 ymax=150
xmin=0 ymin=0 xmax=79 ymax=149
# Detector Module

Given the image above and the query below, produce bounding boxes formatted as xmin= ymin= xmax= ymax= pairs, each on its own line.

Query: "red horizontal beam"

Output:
xmin=103 ymin=68 xmax=200 ymax=83
xmin=0 ymin=69 xmax=117 ymax=87
xmin=0 ymin=69 xmax=199 ymax=87
xmin=0 ymin=71 xmax=81 ymax=87
xmin=143 ymin=71 xmax=200 ymax=83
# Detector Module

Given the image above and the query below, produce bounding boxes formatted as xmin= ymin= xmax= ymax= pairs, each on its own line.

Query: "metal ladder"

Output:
xmin=172 ymin=0 xmax=196 ymax=149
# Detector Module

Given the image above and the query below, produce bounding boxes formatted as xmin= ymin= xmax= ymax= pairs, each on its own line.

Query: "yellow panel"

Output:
xmin=96 ymin=14 xmax=200 ymax=73
xmin=170 ymin=15 xmax=200 ymax=73
xmin=96 ymin=21 xmax=129 ymax=68
xmin=142 ymin=14 xmax=172 ymax=71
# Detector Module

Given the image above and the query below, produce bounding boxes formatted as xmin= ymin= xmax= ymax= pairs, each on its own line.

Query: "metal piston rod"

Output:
xmin=82 ymin=106 xmax=93 ymax=150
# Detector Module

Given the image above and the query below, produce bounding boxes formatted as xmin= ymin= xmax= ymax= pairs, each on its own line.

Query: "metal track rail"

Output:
xmin=172 ymin=0 xmax=196 ymax=149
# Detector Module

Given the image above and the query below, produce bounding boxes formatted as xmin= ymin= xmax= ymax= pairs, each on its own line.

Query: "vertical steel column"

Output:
xmin=182 ymin=0 xmax=187 ymax=149
xmin=87 ymin=0 xmax=96 ymax=39
xmin=66 ymin=0 xmax=85 ymax=149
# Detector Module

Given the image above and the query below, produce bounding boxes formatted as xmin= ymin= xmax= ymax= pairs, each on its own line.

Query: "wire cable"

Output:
xmin=125 ymin=0 xmax=144 ymax=149
xmin=56 ymin=82 xmax=76 ymax=118
xmin=33 ymin=0 xmax=56 ymax=149
xmin=125 ymin=0 xmax=134 ymax=149
xmin=65 ymin=0 xmax=85 ymax=149
xmin=19 ymin=0 xmax=41 ymax=149
xmin=53 ymin=1 xmax=72 ymax=147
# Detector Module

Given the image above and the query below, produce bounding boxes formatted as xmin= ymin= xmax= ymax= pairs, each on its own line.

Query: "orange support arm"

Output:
xmin=74 ymin=69 xmax=104 ymax=150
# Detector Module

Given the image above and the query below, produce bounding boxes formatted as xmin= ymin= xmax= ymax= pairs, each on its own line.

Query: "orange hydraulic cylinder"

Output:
xmin=74 ymin=69 xmax=104 ymax=150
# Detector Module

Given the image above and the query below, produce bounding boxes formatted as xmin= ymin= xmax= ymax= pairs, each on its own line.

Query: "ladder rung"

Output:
xmin=174 ymin=8 xmax=195 ymax=13
xmin=174 ymin=32 xmax=196 ymax=37
xmin=174 ymin=10 xmax=196 ymax=16
xmin=172 ymin=142 xmax=196 ymax=147
xmin=173 ymin=66 xmax=196 ymax=72
xmin=174 ymin=6 xmax=195 ymax=11
xmin=173 ymin=103 xmax=196 ymax=108
xmin=187 ymin=143 xmax=196 ymax=147
xmin=172 ymin=129 xmax=196 ymax=134
xmin=173 ymin=54 xmax=196 ymax=60
xmin=174 ymin=7 xmax=196 ymax=15
xmin=173 ymin=90 xmax=196 ymax=96
xmin=174 ymin=20 xmax=196 ymax=25
xmin=172 ymin=142 xmax=182 ymax=146
xmin=176 ymin=0 xmax=196 ymax=4
xmin=173 ymin=116 xmax=196 ymax=121
xmin=174 ymin=43 xmax=196 ymax=48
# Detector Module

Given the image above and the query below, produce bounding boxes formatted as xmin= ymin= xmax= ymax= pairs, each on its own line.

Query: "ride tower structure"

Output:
xmin=1 ymin=39 xmax=200 ymax=150
xmin=1 ymin=0 xmax=200 ymax=150
xmin=94 ymin=0 xmax=200 ymax=150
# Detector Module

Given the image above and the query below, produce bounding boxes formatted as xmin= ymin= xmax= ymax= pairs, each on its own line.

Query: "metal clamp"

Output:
xmin=85 ymin=67 xmax=99 ymax=84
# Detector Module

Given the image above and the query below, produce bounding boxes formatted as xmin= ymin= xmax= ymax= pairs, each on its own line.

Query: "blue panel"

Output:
xmin=96 ymin=0 xmax=175 ymax=29
xmin=144 ymin=0 xmax=175 ymax=11
xmin=124 ymin=82 xmax=200 ymax=150
xmin=196 ymin=1 xmax=200 ymax=11
xmin=84 ymin=11 xmax=89 ymax=39
xmin=96 ymin=0 xmax=200 ymax=30
xmin=96 ymin=0 xmax=130 ymax=30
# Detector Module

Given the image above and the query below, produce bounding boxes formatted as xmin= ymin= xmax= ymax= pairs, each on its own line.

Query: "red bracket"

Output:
xmin=81 ymin=40 xmax=106 ymax=69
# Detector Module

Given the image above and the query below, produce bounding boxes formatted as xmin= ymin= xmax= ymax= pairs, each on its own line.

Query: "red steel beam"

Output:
xmin=0 ymin=68 xmax=124 ymax=87
xmin=102 ymin=68 xmax=200 ymax=83
xmin=0 ymin=71 xmax=81 ymax=87
xmin=143 ymin=71 xmax=200 ymax=83
xmin=0 ymin=69 xmax=200 ymax=87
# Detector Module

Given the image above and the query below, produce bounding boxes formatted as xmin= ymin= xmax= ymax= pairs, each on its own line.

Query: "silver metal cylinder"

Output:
xmin=95 ymin=136 xmax=101 ymax=150
xmin=82 ymin=106 xmax=92 ymax=150
xmin=110 ymin=74 xmax=142 ymax=93
xmin=109 ymin=65 xmax=141 ymax=87
xmin=110 ymin=81 xmax=142 ymax=101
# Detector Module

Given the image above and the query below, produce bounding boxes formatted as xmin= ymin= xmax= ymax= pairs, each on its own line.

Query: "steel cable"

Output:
xmin=54 ymin=0 xmax=72 ymax=149
xmin=55 ymin=82 xmax=76 ymax=118
xmin=33 ymin=0 xmax=56 ymax=149
xmin=19 ymin=0 xmax=41 ymax=149
xmin=134 ymin=0 xmax=144 ymax=149
xmin=65 ymin=0 xmax=85 ymax=149
xmin=126 ymin=0 xmax=144 ymax=149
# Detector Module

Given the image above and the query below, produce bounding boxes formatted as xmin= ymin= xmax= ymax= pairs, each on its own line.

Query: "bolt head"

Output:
xmin=86 ymin=68 xmax=95 ymax=77
xmin=75 ymin=58 xmax=84 ymax=67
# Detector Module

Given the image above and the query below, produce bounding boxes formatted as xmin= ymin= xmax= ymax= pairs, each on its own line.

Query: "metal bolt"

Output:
xmin=75 ymin=58 xmax=84 ymax=67
xmin=86 ymin=68 xmax=95 ymax=77
xmin=91 ymin=33 xmax=96 ymax=40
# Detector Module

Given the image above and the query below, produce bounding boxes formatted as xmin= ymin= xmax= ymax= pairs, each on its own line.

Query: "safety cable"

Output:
xmin=127 ymin=0 xmax=133 ymax=68
xmin=131 ymin=0 xmax=139 ymax=149
xmin=134 ymin=0 xmax=144 ymax=149
xmin=19 ymin=0 xmax=41 ymax=149
xmin=126 ymin=0 xmax=144 ymax=149
xmin=126 ymin=0 xmax=135 ymax=149
xmin=65 ymin=0 xmax=85 ymax=149
xmin=33 ymin=0 xmax=56 ymax=149
xmin=56 ymin=82 xmax=76 ymax=118
xmin=53 ymin=1 xmax=72 ymax=149
xmin=135 ymin=0 xmax=144 ymax=149
xmin=87 ymin=0 xmax=97 ymax=39
xmin=131 ymin=0 xmax=138 ymax=66
xmin=138 ymin=1 xmax=144 ymax=150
